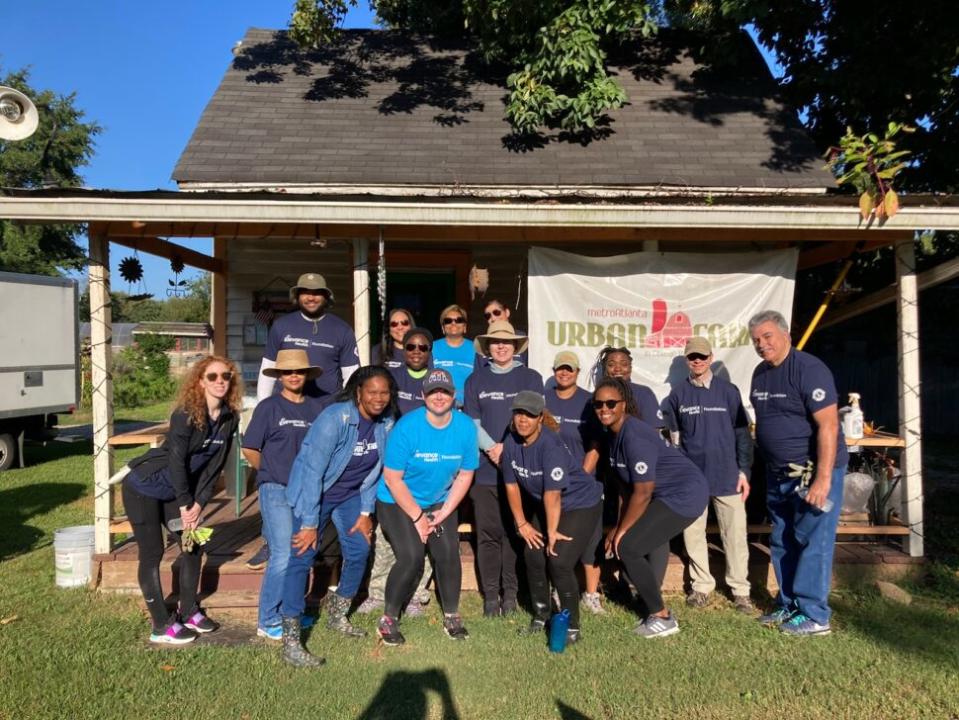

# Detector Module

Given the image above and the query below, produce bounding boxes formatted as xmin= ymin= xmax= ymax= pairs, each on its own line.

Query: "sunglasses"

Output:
xmin=686 ymin=353 xmax=710 ymax=362
xmin=389 ymin=319 xmax=411 ymax=328
xmin=280 ymin=369 xmax=307 ymax=376
xmin=591 ymin=399 xmax=624 ymax=410
xmin=442 ymin=316 xmax=466 ymax=325
xmin=406 ymin=343 xmax=430 ymax=352
xmin=205 ymin=371 xmax=234 ymax=382
xmin=484 ymin=308 xmax=504 ymax=320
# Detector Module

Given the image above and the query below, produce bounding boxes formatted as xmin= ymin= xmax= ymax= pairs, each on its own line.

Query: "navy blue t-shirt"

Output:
xmin=608 ymin=415 xmax=708 ymax=519
xmin=545 ymin=387 xmax=599 ymax=467
xmin=664 ymin=376 xmax=750 ymax=497
xmin=751 ymin=349 xmax=848 ymax=474
xmin=129 ymin=413 xmax=229 ymax=501
xmin=265 ymin=311 xmax=358 ymax=399
xmin=502 ymin=427 xmax=602 ymax=511
xmin=243 ymin=395 xmax=324 ymax=487
xmin=627 ymin=381 xmax=665 ymax=429
xmin=372 ymin=343 xmax=404 ymax=370
xmin=323 ymin=415 xmax=380 ymax=506
xmin=389 ymin=365 xmax=428 ymax=416
xmin=463 ymin=365 xmax=544 ymax=485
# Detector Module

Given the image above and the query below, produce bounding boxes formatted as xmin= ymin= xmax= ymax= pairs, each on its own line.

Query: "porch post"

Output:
xmin=353 ymin=237 xmax=371 ymax=365
xmin=89 ymin=230 xmax=115 ymax=555
xmin=895 ymin=238 xmax=923 ymax=557
xmin=211 ymin=237 xmax=227 ymax=356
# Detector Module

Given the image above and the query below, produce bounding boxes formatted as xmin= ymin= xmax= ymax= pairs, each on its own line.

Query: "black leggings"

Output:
xmin=377 ymin=500 xmax=462 ymax=618
xmin=470 ymin=483 xmax=520 ymax=602
xmin=122 ymin=480 xmax=202 ymax=630
xmin=525 ymin=502 xmax=603 ymax=631
xmin=618 ymin=499 xmax=696 ymax=617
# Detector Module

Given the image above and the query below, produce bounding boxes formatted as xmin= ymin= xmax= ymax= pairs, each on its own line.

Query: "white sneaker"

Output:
xmin=581 ymin=592 xmax=606 ymax=615
xmin=634 ymin=612 xmax=680 ymax=639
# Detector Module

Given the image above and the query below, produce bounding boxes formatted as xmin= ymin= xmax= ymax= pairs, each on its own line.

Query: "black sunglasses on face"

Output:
xmin=484 ymin=308 xmax=504 ymax=320
xmin=390 ymin=319 xmax=411 ymax=328
xmin=205 ymin=371 xmax=233 ymax=382
xmin=281 ymin=369 xmax=307 ymax=376
xmin=686 ymin=353 xmax=710 ymax=362
xmin=406 ymin=343 xmax=430 ymax=352
xmin=443 ymin=316 xmax=466 ymax=325
xmin=592 ymin=399 xmax=624 ymax=410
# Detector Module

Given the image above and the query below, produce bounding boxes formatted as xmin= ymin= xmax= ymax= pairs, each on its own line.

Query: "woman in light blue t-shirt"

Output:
xmin=431 ymin=303 xmax=476 ymax=407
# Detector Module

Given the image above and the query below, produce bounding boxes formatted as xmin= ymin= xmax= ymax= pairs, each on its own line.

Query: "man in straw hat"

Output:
xmin=662 ymin=336 xmax=754 ymax=615
xmin=242 ymin=350 xmax=326 ymax=639
xmin=257 ymin=273 xmax=358 ymax=405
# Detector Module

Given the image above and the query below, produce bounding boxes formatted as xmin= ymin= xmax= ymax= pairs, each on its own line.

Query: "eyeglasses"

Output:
xmin=442 ymin=316 xmax=466 ymax=325
xmin=389 ymin=319 xmax=411 ymax=328
xmin=205 ymin=371 xmax=234 ymax=382
xmin=484 ymin=308 xmax=504 ymax=320
xmin=406 ymin=343 xmax=430 ymax=352
xmin=280 ymin=369 xmax=307 ymax=376
xmin=591 ymin=399 xmax=624 ymax=410
xmin=686 ymin=353 xmax=710 ymax=362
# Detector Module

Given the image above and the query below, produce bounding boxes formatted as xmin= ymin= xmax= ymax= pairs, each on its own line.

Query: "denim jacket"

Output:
xmin=286 ymin=401 xmax=394 ymax=526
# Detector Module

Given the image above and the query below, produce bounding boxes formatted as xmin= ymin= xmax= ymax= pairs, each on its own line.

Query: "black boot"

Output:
xmin=517 ymin=602 xmax=550 ymax=636
xmin=281 ymin=616 xmax=325 ymax=668
xmin=325 ymin=593 xmax=367 ymax=637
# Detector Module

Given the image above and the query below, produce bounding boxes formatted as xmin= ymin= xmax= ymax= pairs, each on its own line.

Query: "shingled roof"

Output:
xmin=173 ymin=27 xmax=835 ymax=192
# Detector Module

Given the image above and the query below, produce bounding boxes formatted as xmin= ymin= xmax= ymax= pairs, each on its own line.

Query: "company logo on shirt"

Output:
xmin=812 ymin=388 xmax=826 ymax=402
xmin=656 ymin=409 xmax=664 ymax=420
xmin=634 ymin=461 xmax=648 ymax=475
xmin=279 ymin=418 xmax=310 ymax=428
xmin=478 ymin=391 xmax=505 ymax=401
xmin=414 ymin=451 xmax=440 ymax=463
xmin=353 ymin=439 xmax=378 ymax=456
xmin=311 ymin=341 xmax=335 ymax=349
xmin=751 ymin=390 xmax=787 ymax=402
xmin=550 ymin=467 xmax=564 ymax=482
xmin=398 ymin=391 xmax=413 ymax=401
xmin=283 ymin=334 xmax=310 ymax=348
xmin=680 ymin=404 xmax=729 ymax=416
xmin=510 ymin=460 xmax=529 ymax=479
xmin=202 ymin=438 xmax=225 ymax=449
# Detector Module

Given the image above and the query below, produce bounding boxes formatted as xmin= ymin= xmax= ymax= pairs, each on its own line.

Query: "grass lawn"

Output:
xmin=62 ymin=400 xmax=174 ymax=428
xmin=1 ymin=442 xmax=957 ymax=720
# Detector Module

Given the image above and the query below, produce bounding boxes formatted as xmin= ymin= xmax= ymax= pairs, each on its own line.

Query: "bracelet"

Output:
xmin=517 ymin=521 xmax=528 ymax=531
xmin=413 ymin=511 xmax=424 ymax=523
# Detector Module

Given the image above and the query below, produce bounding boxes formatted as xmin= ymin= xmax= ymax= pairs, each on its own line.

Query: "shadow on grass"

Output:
xmin=357 ymin=668 xmax=459 ymax=720
xmin=557 ymin=700 xmax=593 ymax=719
xmin=0 ymin=482 xmax=87 ymax=560
xmin=835 ymin=594 xmax=959 ymax=670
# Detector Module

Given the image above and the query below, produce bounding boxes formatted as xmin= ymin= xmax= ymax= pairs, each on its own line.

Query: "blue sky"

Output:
xmin=2 ymin=3 xmax=778 ymax=293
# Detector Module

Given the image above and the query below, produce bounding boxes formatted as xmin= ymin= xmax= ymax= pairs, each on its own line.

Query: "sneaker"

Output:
xmin=257 ymin=624 xmax=283 ymax=641
xmin=377 ymin=615 xmax=406 ymax=646
xmin=443 ymin=613 xmax=469 ymax=641
xmin=758 ymin=607 xmax=794 ymax=626
xmin=732 ymin=594 xmax=755 ymax=615
xmin=404 ymin=600 xmax=425 ymax=618
xmin=150 ymin=621 xmax=198 ymax=645
xmin=245 ymin=542 xmax=270 ymax=571
xmin=483 ymin=599 xmax=501 ymax=618
xmin=356 ymin=597 xmax=384 ymax=615
xmin=634 ymin=612 xmax=680 ymax=639
xmin=517 ymin=618 xmax=547 ymax=636
xmin=779 ymin=612 xmax=831 ymax=637
xmin=566 ymin=628 xmax=581 ymax=645
xmin=183 ymin=609 xmax=219 ymax=634
xmin=685 ymin=591 xmax=711 ymax=608
xmin=581 ymin=592 xmax=606 ymax=615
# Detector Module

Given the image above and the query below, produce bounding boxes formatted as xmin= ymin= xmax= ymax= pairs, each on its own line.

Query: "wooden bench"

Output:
xmin=107 ymin=423 xmax=169 ymax=449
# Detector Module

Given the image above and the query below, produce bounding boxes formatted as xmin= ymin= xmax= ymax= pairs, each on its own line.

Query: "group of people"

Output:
xmin=121 ymin=271 xmax=847 ymax=665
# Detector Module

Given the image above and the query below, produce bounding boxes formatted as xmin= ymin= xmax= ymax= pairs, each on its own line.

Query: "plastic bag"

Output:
xmin=841 ymin=472 xmax=875 ymax=514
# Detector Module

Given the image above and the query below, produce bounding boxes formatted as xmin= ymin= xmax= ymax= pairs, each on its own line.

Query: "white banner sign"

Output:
xmin=527 ymin=247 xmax=798 ymax=413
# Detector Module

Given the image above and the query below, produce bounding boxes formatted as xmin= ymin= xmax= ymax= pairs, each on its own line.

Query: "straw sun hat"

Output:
xmin=474 ymin=320 xmax=529 ymax=356
xmin=262 ymin=349 xmax=322 ymax=379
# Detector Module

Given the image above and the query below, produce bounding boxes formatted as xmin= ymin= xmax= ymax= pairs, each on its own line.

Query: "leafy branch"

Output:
xmin=825 ymin=122 xmax=914 ymax=221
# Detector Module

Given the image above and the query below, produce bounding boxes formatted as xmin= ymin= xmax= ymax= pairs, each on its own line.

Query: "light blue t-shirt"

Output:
xmin=377 ymin=406 xmax=479 ymax=506
xmin=431 ymin=338 xmax=477 ymax=405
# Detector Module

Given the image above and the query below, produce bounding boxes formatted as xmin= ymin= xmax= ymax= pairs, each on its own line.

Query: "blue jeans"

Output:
xmin=257 ymin=483 xmax=293 ymax=629
xmin=767 ymin=465 xmax=846 ymax=625
xmin=281 ymin=492 xmax=371 ymax=619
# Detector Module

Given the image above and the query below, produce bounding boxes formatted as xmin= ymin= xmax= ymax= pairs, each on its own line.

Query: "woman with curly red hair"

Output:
xmin=122 ymin=355 xmax=243 ymax=644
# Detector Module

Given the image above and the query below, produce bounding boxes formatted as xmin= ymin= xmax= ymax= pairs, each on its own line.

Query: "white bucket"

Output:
xmin=54 ymin=525 xmax=95 ymax=588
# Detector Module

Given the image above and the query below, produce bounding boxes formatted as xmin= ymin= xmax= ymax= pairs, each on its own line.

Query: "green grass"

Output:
xmin=1 ymin=444 xmax=958 ymax=720
xmin=62 ymin=400 xmax=174 ymax=428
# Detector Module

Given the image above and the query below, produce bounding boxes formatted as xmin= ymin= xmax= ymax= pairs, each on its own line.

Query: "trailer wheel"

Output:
xmin=0 ymin=433 xmax=15 ymax=471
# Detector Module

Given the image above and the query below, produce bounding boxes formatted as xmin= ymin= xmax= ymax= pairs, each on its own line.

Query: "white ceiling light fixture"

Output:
xmin=0 ymin=85 xmax=39 ymax=141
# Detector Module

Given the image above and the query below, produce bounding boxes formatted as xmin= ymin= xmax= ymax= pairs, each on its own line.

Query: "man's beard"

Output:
xmin=300 ymin=299 xmax=327 ymax=319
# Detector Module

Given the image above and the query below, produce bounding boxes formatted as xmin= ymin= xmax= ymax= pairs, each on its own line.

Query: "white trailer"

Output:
xmin=0 ymin=271 xmax=79 ymax=470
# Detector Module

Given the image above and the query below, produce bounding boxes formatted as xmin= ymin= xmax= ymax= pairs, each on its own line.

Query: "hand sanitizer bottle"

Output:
xmin=842 ymin=392 xmax=864 ymax=440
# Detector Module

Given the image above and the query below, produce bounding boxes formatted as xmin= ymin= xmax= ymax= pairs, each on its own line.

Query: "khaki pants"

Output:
xmin=683 ymin=493 xmax=750 ymax=596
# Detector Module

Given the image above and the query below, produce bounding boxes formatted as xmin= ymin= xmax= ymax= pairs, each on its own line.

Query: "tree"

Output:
xmin=289 ymin=0 xmax=658 ymax=134
xmin=0 ymin=67 xmax=100 ymax=276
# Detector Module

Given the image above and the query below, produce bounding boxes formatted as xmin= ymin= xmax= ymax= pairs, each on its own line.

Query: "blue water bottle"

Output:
xmin=548 ymin=609 xmax=570 ymax=653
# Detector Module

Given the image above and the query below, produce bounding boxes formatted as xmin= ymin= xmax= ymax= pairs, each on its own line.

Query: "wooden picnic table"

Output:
xmin=107 ymin=423 xmax=169 ymax=449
